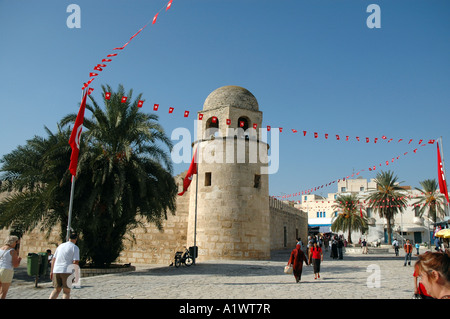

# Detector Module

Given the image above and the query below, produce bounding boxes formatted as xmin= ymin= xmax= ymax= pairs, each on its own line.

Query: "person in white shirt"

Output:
xmin=0 ymin=236 xmax=22 ymax=299
xmin=49 ymin=232 xmax=80 ymax=299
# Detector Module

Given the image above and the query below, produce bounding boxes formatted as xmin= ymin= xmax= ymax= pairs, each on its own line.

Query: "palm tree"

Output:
xmin=59 ymin=84 xmax=177 ymax=266
xmin=0 ymin=84 xmax=177 ymax=267
xmin=365 ymin=170 xmax=408 ymax=244
xmin=331 ymin=193 xmax=367 ymax=244
xmin=0 ymin=125 xmax=74 ymax=239
xmin=412 ymin=179 xmax=446 ymax=224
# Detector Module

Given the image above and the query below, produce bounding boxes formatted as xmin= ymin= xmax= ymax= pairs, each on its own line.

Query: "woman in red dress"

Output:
xmin=288 ymin=244 xmax=309 ymax=283
xmin=309 ymin=241 xmax=323 ymax=280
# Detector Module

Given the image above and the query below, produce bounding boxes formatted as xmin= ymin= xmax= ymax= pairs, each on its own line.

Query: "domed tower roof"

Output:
xmin=203 ymin=86 xmax=259 ymax=111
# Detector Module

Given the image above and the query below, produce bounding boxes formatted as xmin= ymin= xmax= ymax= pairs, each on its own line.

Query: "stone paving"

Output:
xmin=6 ymin=247 xmax=425 ymax=301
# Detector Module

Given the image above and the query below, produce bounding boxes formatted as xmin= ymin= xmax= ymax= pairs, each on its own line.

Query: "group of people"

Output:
xmin=0 ymin=232 xmax=80 ymax=299
xmin=287 ymin=236 xmax=324 ymax=283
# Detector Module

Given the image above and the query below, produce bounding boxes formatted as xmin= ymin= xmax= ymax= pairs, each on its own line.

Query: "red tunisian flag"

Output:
xmin=437 ymin=142 xmax=449 ymax=203
xmin=69 ymin=90 xmax=88 ymax=176
xmin=178 ymin=148 xmax=198 ymax=196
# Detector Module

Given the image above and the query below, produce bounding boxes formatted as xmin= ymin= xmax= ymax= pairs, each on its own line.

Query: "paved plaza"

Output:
xmin=7 ymin=247 xmax=425 ymax=301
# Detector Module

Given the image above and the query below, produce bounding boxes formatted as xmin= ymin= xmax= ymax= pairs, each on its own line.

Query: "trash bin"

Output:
xmin=189 ymin=246 xmax=198 ymax=259
xmin=38 ymin=252 xmax=48 ymax=276
xmin=27 ymin=253 xmax=39 ymax=277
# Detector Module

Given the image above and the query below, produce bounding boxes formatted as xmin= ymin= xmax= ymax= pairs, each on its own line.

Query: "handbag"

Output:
xmin=284 ymin=265 xmax=293 ymax=274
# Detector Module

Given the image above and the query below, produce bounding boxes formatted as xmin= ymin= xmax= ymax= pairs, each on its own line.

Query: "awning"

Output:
xmin=399 ymin=225 xmax=428 ymax=232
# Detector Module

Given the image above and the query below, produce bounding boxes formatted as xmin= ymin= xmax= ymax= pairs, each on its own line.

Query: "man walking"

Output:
xmin=403 ymin=239 xmax=413 ymax=266
xmin=49 ymin=232 xmax=80 ymax=299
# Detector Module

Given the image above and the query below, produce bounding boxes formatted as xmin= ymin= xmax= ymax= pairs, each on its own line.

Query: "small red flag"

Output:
xmin=88 ymin=87 xmax=94 ymax=95
xmin=121 ymin=96 xmax=127 ymax=103
xmin=90 ymin=72 xmax=98 ymax=77
xmin=102 ymin=59 xmax=112 ymax=62
xmin=314 ymin=132 xmax=318 ymax=138
xmin=253 ymin=123 xmax=257 ymax=129
xmin=325 ymin=133 xmax=328 ymax=139
xmin=69 ymin=91 xmax=88 ymax=176
xmin=226 ymin=119 xmax=231 ymax=125
xmin=169 ymin=107 xmax=174 ymax=113
xmin=292 ymin=129 xmax=297 ymax=133
xmin=138 ymin=100 xmax=144 ymax=108
xmin=279 ymin=127 xmax=283 ymax=132
xmin=366 ymin=137 xmax=369 ymax=143
xmin=107 ymin=54 xmax=118 ymax=57
xmin=105 ymin=92 xmax=111 ymax=100
xmin=303 ymin=131 xmax=307 ymax=136
xmin=166 ymin=0 xmax=173 ymax=10
xmin=239 ymin=121 xmax=244 ymax=127
xmin=184 ymin=111 xmax=189 ymax=117
xmin=267 ymin=125 xmax=271 ymax=131
xmin=336 ymin=135 xmax=340 ymax=140
xmin=212 ymin=117 xmax=217 ymax=123
xmin=152 ymin=13 xmax=159 ymax=24
xmin=153 ymin=104 xmax=159 ymax=111
xmin=198 ymin=114 xmax=203 ymax=120
xmin=93 ymin=66 xmax=103 ymax=71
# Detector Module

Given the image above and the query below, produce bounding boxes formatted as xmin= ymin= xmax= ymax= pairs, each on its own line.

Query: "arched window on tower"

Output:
xmin=237 ymin=117 xmax=249 ymax=131
xmin=205 ymin=116 xmax=219 ymax=139
xmin=237 ymin=116 xmax=250 ymax=139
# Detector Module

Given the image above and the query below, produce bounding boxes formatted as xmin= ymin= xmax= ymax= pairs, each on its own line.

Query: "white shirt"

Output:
xmin=0 ymin=248 xmax=14 ymax=270
xmin=52 ymin=241 xmax=80 ymax=273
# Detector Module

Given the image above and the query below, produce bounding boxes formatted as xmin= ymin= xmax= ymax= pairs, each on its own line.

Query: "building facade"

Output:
xmin=295 ymin=176 xmax=447 ymax=245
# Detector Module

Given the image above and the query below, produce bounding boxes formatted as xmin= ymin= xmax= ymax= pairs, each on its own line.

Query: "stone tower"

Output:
xmin=186 ymin=86 xmax=271 ymax=260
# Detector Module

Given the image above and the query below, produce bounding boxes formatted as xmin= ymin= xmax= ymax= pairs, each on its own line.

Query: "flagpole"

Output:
xmin=66 ymin=87 xmax=87 ymax=241
xmin=66 ymin=176 xmax=76 ymax=241
xmin=193 ymin=142 xmax=199 ymax=265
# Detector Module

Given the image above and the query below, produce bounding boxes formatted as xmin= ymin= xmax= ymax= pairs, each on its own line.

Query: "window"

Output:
xmin=205 ymin=172 xmax=211 ymax=186
xmin=360 ymin=187 xmax=365 ymax=191
xmin=254 ymin=174 xmax=261 ymax=189
xmin=414 ymin=206 xmax=420 ymax=217
xmin=341 ymin=187 xmax=346 ymax=192
xmin=317 ymin=212 xmax=320 ymax=218
xmin=206 ymin=117 xmax=219 ymax=129
xmin=237 ymin=117 xmax=249 ymax=131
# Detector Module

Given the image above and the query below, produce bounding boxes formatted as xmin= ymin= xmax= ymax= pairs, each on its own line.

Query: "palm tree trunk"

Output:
xmin=347 ymin=227 xmax=352 ymax=244
xmin=386 ymin=219 xmax=392 ymax=245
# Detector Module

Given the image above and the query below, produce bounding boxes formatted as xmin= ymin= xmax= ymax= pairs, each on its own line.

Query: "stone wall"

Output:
xmin=0 ymin=175 xmax=308 ymax=265
xmin=269 ymin=197 xmax=308 ymax=250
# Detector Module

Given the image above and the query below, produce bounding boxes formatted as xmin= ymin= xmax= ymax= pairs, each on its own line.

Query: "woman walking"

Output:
xmin=0 ymin=235 xmax=22 ymax=299
xmin=287 ymin=244 xmax=309 ymax=283
xmin=309 ymin=241 xmax=323 ymax=280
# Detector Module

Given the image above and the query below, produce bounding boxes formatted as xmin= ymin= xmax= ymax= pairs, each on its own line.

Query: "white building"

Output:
xmin=295 ymin=176 xmax=448 ymax=245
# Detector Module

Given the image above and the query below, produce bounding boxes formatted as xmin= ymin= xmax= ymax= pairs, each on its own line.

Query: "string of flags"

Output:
xmin=99 ymin=91 xmax=436 ymax=199
xmin=298 ymin=193 xmax=441 ymax=210
xmin=81 ymin=0 xmax=174 ymax=94
xmin=72 ymin=0 xmax=440 ymax=201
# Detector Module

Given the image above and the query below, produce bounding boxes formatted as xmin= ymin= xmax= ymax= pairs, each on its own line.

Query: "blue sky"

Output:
xmin=0 ymin=0 xmax=449 ymax=199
